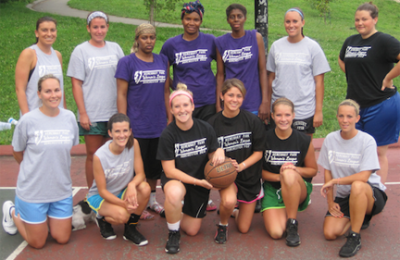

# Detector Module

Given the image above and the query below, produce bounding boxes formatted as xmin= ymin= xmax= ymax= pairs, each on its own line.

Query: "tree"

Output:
xmin=307 ymin=0 xmax=334 ymax=24
xmin=143 ymin=0 xmax=180 ymax=26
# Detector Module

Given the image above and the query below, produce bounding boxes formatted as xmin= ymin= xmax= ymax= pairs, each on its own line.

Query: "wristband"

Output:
xmin=242 ymin=162 xmax=246 ymax=170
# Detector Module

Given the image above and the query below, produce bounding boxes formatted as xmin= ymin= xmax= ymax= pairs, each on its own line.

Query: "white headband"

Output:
xmin=87 ymin=11 xmax=108 ymax=25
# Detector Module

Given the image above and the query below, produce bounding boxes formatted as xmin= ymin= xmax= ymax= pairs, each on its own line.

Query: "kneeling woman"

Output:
xmin=261 ymin=98 xmax=317 ymax=247
xmin=157 ymin=84 xmax=225 ymax=254
xmin=208 ymin=78 xmax=266 ymax=243
xmin=319 ymin=100 xmax=387 ymax=258
xmin=87 ymin=113 xmax=150 ymax=246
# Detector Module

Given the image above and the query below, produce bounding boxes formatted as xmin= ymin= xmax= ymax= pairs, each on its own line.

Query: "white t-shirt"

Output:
xmin=12 ymin=108 xmax=79 ymax=203
xmin=318 ymin=130 xmax=385 ymax=198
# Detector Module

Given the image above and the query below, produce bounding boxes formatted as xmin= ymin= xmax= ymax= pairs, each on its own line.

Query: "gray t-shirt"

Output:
xmin=88 ymin=140 xmax=135 ymax=198
xmin=318 ymin=130 xmax=385 ymax=198
xmin=67 ymin=41 xmax=124 ymax=122
xmin=12 ymin=108 xmax=79 ymax=203
xmin=267 ymin=36 xmax=331 ymax=119
xmin=24 ymin=45 xmax=64 ymax=115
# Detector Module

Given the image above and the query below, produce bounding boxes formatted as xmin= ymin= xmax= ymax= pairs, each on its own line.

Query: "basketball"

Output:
xmin=204 ymin=157 xmax=237 ymax=189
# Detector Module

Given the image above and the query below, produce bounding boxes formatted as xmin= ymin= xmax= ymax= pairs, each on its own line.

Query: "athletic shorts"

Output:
xmin=193 ymin=104 xmax=216 ymax=122
xmin=260 ymin=180 xmax=312 ymax=212
xmin=87 ymin=188 xmax=127 ymax=216
xmin=161 ymin=174 xmax=210 ymax=219
xmin=269 ymin=115 xmax=315 ymax=134
xmin=357 ymin=92 xmax=400 ymax=146
xmin=235 ymin=178 xmax=264 ymax=203
xmin=14 ymin=195 xmax=73 ymax=224
xmin=136 ymin=138 xmax=162 ymax=180
xmin=325 ymin=185 xmax=387 ymax=222
xmin=78 ymin=121 xmax=108 ymax=136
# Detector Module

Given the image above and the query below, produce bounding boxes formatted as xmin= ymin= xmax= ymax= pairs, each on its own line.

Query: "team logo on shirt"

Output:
xmin=175 ymin=138 xmax=207 ymax=158
xmin=217 ymin=132 xmax=252 ymax=152
xmin=88 ymin=55 xmax=119 ymax=70
xmin=328 ymin=151 xmax=361 ymax=166
xmin=134 ymin=70 xmax=166 ymax=84
xmin=344 ymin=46 xmax=372 ymax=58
xmin=34 ymin=130 xmax=72 ymax=145
xmin=175 ymin=49 xmax=208 ymax=65
xmin=222 ymin=46 xmax=252 ymax=63
xmin=38 ymin=65 xmax=62 ymax=77
xmin=104 ymin=160 xmax=132 ymax=181
xmin=264 ymin=150 xmax=300 ymax=165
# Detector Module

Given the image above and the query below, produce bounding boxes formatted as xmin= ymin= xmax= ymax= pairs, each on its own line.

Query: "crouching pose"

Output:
xmin=261 ymin=98 xmax=317 ymax=247
xmin=87 ymin=113 xmax=150 ymax=246
xmin=319 ymin=99 xmax=387 ymax=258
xmin=157 ymin=84 xmax=225 ymax=254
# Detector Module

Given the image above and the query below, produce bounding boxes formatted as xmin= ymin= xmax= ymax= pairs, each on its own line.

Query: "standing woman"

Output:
xmin=319 ymin=100 xmax=387 ymax=258
xmin=160 ymin=0 xmax=217 ymax=122
xmin=208 ymin=78 xmax=266 ymax=244
xmin=2 ymin=75 xmax=79 ymax=249
xmin=215 ymin=4 xmax=269 ymax=122
xmin=87 ymin=113 xmax=150 ymax=245
xmin=261 ymin=98 xmax=317 ymax=247
xmin=67 ymin=11 xmax=124 ymax=189
xmin=15 ymin=17 xmax=66 ymax=115
xmin=115 ymin=23 xmax=171 ymax=217
xmin=338 ymin=2 xmax=400 ymax=184
xmin=157 ymin=84 xmax=225 ymax=254
xmin=267 ymin=8 xmax=330 ymax=137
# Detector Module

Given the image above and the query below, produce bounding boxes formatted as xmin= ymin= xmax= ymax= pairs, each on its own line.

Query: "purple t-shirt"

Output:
xmin=215 ymin=30 xmax=261 ymax=112
xmin=160 ymin=32 xmax=216 ymax=107
xmin=115 ymin=53 xmax=168 ymax=138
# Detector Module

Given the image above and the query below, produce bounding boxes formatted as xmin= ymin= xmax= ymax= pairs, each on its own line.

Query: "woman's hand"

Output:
xmin=79 ymin=112 xmax=91 ymax=131
xmin=382 ymin=77 xmax=395 ymax=91
xmin=320 ymin=179 xmax=337 ymax=197
xmin=279 ymin=162 xmax=297 ymax=174
xmin=124 ymin=185 xmax=138 ymax=210
xmin=211 ymin=148 xmax=225 ymax=166
xmin=328 ymin=201 xmax=344 ymax=218
xmin=196 ymin=179 xmax=213 ymax=190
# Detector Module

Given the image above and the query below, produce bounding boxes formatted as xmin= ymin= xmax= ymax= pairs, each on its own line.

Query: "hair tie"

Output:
xmin=169 ymin=91 xmax=194 ymax=107
xmin=87 ymin=11 xmax=108 ymax=25
xmin=285 ymin=8 xmax=304 ymax=19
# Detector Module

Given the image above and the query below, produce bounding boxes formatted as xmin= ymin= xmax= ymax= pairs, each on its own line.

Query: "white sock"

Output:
xmin=219 ymin=222 xmax=228 ymax=227
xmin=167 ymin=221 xmax=180 ymax=231
xmin=232 ymin=208 xmax=239 ymax=217
xmin=149 ymin=192 xmax=157 ymax=206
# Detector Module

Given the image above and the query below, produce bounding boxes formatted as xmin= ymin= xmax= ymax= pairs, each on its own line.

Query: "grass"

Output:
xmin=0 ymin=0 xmax=399 ymax=144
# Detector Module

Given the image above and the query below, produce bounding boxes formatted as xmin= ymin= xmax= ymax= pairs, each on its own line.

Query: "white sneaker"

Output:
xmin=2 ymin=200 xmax=17 ymax=235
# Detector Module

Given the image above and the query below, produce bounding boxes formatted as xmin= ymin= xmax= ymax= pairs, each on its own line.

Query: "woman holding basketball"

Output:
xmin=115 ymin=23 xmax=171 ymax=218
xmin=318 ymin=99 xmax=386 ymax=257
xmin=267 ymin=7 xmax=330 ymax=136
xmin=261 ymin=98 xmax=317 ymax=247
xmin=2 ymin=75 xmax=79 ymax=249
xmin=15 ymin=16 xmax=66 ymax=115
xmin=208 ymin=78 xmax=266 ymax=243
xmin=157 ymin=84 xmax=225 ymax=254
xmin=67 ymin=11 xmax=124 ymax=190
xmin=338 ymin=2 xmax=400 ymax=184
xmin=87 ymin=113 xmax=150 ymax=245
xmin=215 ymin=3 xmax=269 ymax=122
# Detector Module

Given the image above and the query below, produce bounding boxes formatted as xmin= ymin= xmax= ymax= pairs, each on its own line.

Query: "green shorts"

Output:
xmin=78 ymin=121 xmax=108 ymax=136
xmin=261 ymin=180 xmax=312 ymax=212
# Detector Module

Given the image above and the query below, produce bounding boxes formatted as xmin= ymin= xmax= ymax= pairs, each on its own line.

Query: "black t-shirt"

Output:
xmin=263 ymin=129 xmax=312 ymax=189
xmin=339 ymin=32 xmax=400 ymax=108
xmin=208 ymin=110 xmax=266 ymax=190
xmin=157 ymin=118 xmax=219 ymax=180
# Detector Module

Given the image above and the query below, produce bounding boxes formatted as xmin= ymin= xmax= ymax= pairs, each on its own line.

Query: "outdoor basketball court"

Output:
xmin=1 ymin=142 xmax=399 ymax=260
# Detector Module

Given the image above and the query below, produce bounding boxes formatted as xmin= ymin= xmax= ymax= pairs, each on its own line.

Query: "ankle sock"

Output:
xmin=167 ymin=221 xmax=180 ymax=231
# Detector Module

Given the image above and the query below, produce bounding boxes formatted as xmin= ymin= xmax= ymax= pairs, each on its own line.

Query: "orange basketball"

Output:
xmin=204 ymin=157 xmax=237 ymax=189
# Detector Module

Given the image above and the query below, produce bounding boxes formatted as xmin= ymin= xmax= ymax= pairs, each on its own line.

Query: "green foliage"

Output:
xmin=307 ymin=0 xmax=335 ymax=23
xmin=143 ymin=0 xmax=180 ymax=22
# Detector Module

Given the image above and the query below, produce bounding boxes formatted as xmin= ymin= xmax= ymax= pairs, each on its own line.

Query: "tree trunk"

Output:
xmin=150 ymin=0 xmax=155 ymax=26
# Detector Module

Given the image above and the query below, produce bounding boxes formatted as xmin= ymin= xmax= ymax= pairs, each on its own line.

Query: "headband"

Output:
xmin=87 ymin=11 xmax=108 ymax=25
xmin=169 ymin=91 xmax=194 ymax=107
xmin=181 ymin=0 xmax=204 ymax=20
xmin=285 ymin=8 xmax=304 ymax=19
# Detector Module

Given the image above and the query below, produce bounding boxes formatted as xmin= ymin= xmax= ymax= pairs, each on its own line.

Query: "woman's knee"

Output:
xmin=323 ymin=228 xmax=338 ymax=240
xmin=280 ymin=169 xmax=299 ymax=185
xmin=137 ymin=182 xmax=151 ymax=198
xmin=220 ymin=194 xmax=237 ymax=209
xmin=27 ymin=237 xmax=47 ymax=249
xmin=350 ymin=181 xmax=369 ymax=196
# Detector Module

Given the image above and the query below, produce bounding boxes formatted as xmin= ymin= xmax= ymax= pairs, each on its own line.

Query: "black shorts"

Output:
xmin=161 ymin=174 xmax=210 ymax=219
xmin=269 ymin=115 xmax=315 ymax=134
xmin=193 ymin=104 xmax=216 ymax=122
xmin=136 ymin=138 xmax=162 ymax=180
xmin=325 ymin=186 xmax=387 ymax=222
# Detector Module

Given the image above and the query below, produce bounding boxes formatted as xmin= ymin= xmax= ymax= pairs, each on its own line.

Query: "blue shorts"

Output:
xmin=87 ymin=188 xmax=127 ymax=216
xmin=14 ymin=195 xmax=73 ymax=224
xmin=357 ymin=92 xmax=400 ymax=146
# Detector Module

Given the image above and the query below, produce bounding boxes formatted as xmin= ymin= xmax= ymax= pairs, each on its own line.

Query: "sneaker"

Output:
xmin=361 ymin=218 xmax=370 ymax=230
xmin=148 ymin=201 xmax=165 ymax=218
xmin=95 ymin=217 xmax=116 ymax=240
xmin=339 ymin=231 xmax=361 ymax=257
xmin=140 ymin=210 xmax=155 ymax=220
xmin=206 ymin=200 xmax=217 ymax=211
xmin=254 ymin=199 xmax=261 ymax=213
xmin=123 ymin=223 xmax=148 ymax=246
xmin=214 ymin=224 xmax=228 ymax=244
xmin=165 ymin=230 xmax=181 ymax=254
xmin=2 ymin=201 xmax=17 ymax=235
xmin=285 ymin=218 xmax=300 ymax=247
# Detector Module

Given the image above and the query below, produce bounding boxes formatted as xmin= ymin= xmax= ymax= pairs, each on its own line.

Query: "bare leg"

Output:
xmin=235 ymin=201 xmax=256 ymax=233
xmin=262 ymin=208 xmax=287 ymax=239
xmin=163 ymin=180 xmax=185 ymax=224
xmin=323 ymin=216 xmax=350 ymax=240
xmin=280 ymin=169 xmax=308 ymax=219
xmin=12 ymin=211 xmax=48 ymax=249
xmin=181 ymin=214 xmax=203 ymax=236
xmin=48 ymin=217 xmax=72 ymax=245
xmin=219 ymin=184 xmax=237 ymax=225
xmin=377 ymin=145 xmax=389 ymax=184
xmin=84 ymin=135 xmax=108 ymax=188
xmin=349 ymin=181 xmax=375 ymax=233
